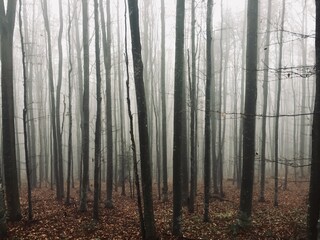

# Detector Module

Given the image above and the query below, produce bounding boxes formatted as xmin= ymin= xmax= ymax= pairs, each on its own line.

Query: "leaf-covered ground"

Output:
xmin=6 ymin=179 xmax=308 ymax=239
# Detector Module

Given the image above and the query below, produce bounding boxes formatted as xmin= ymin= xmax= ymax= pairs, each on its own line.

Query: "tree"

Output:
xmin=56 ymin=0 xmax=64 ymax=199
xmin=238 ymin=0 xmax=259 ymax=226
xmin=79 ymin=0 xmax=90 ymax=212
xmin=160 ymin=0 xmax=168 ymax=203
xmin=19 ymin=0 xmax=32 ymax=220
xmin=41 ymin=0 xmax=62 ymax=201
xmin=203 ymin=0 xmax=213 ymax=223
xmin=259 ymin=0 xmax=272 ymax=203
xmin=93 ymin=0 xmax=102 ymax=221
xmin=65 ymin=0 xmax=73 ymax=206
xmin=274 ymin=0 xmax=286 ymax=207
xmin=100 ymin=0 xmax=113 ymax=208
xmin=172 ymin=0 xmax=185 ymax=236
xmin=308 ymin=0 xmax=320 ymax=238
xmin=0 ymin=0 xmax=21 ymax=221
xmin=127 ymin=0 xmax=157 ymax=238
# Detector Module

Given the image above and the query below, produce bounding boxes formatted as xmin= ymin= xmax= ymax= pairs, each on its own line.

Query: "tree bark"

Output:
xmin=172 ymin=0 xmax=185 ymax=236
xmin=127 ymin=1 xmax=157 ymax=238
xmin=79 ymin=0 xmax=90 ymax=212
xmin=238 ymin=0 xmax=258 ymax=226
xmin=308 ymin=1 xmax=320 ymax=238
xmin=203 ymin=0 xmax=213 ymax=223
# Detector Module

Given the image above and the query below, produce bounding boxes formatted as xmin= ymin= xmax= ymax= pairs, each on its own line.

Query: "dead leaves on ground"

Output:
xmin=6 ymin=180 xmax=307 ymax=239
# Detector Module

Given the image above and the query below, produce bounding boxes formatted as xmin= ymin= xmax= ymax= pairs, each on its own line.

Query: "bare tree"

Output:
xmin=203 ymin=0 xmax=213 ymax=223
xmin=0 ymin=0 xmax=21 ymax=221
xmin=238 ymin=0 xmax=259 ymax=227
xmin=127 ymin=0 xmax=157 ymax=238
xmin=308 ymin=1 xmax=320 ymax=238
xmin=172 ymin=0 xmax=185 ymax=236
xmin=79 ymin=0 xmax=90 ymax=212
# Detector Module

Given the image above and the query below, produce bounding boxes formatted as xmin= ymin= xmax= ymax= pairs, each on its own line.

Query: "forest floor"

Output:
xmin=6 ymin=179 xmax=308 ymax=239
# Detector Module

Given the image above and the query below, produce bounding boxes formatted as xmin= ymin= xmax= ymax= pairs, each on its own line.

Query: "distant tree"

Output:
xmin=274 ymin=0 xmax=285 ymax=207
xmin=0 ymin=0 xmax=21 ymax=221
xmin=65 ymin=0 xmax=73 ymax=206
xmin=259 ymin=0 xmax=272 ymax=203
xmin=19 ymin=0 xmax=32 ymax=220
xmin=308 ymin=0 xmax=320 ymax=238
xmin=189 ymin=0 xmax=197 ymax=213
xmin=56 ymin=0 xmax=64 ymax=199
xmin=127 ymin=0 xmax=157 ymax=238
xmin=41 ymin=0 xmax=62 ymax=201
xmin=79 ymin=0 xmax=90 ymax=212
xmin=172 ymin=0 xmax=185 ymax=236
xmin=238 ymin=0 xmax=259 ymax=227
xmin=161 ymin=0 xmax=168 ymax=203
xmin=203 ymin=0 xmax=213 ymax=223
xmin=100 ymin=0 xmax=113 ymax=208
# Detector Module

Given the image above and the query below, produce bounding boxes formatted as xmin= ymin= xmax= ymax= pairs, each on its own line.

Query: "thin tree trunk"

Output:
xmin=19 ymin=0 xmax=32 ymax=220
xmin=79 ymin=0 xmax=90 ymax=212
xmin=259 ymin=0 xmax=272 ymax=203
xmin=204 ymin=0 xmax=213 ymax=223
xmin=274 ymin=0 xmax=285 ymax=207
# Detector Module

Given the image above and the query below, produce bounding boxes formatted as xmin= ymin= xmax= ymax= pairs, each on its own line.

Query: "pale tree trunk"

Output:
xmin=259 ymin=0 xmax=272 ymax=202
xmin=41 ymin=0 xmax=62 ymax=201
xmin=274 ymin=0 xmax=285 ymax=207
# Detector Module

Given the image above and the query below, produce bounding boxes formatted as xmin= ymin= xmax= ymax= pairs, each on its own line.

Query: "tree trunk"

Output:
xmin=172 ymin=0 xmax=185 ymax=236
xmin=238 ymin=0 xmax=258 ymax=226
xmin=127 ymin=1 xmax=157 ymax=238
xmin=308 ymin=1 xmax=320 ymax=238
xmin=79 ymin=0 xmax=90 ymax=212
xmin=0 ymin=0 xmax=21 ymax=221
xmin=203 ymin=0 xmax=213 ymax=223
xmin=160 ymin=0 xmax=168 ymax=203
xmin=259 ymin=0 xmax=272 ymax=203
xmin=93 ymin=0 xmax=102 ymax=220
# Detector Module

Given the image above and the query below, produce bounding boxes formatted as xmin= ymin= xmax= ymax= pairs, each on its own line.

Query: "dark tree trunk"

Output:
xmin=160 ymin=0 xmax=168 ymax=203
xmin=93 ymin=0 xmax=102 ymax=221
xmin=19 ymin=0 xmax=32 ymax=221
xmin=203 ymin=0 xmax=213 ymax=223
xmin=127 ymin=1 xmax=157 ymax=238
xmin=56 ymin=0 xmax=64 ymax=199
xmin=308 ymin=1 xmax=320 ymax=238
xmin=0 ymin=0 xmax=21 ymax=221
xmin=79 ymin=0 xmax=90 ymax=212
xmin=172 ymin=0 xmax=185 ymax=236
xmin=65 ymin=0 xmax=73 ymax=206
xmin=238 ymin=0 xmax=258 ymax=226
